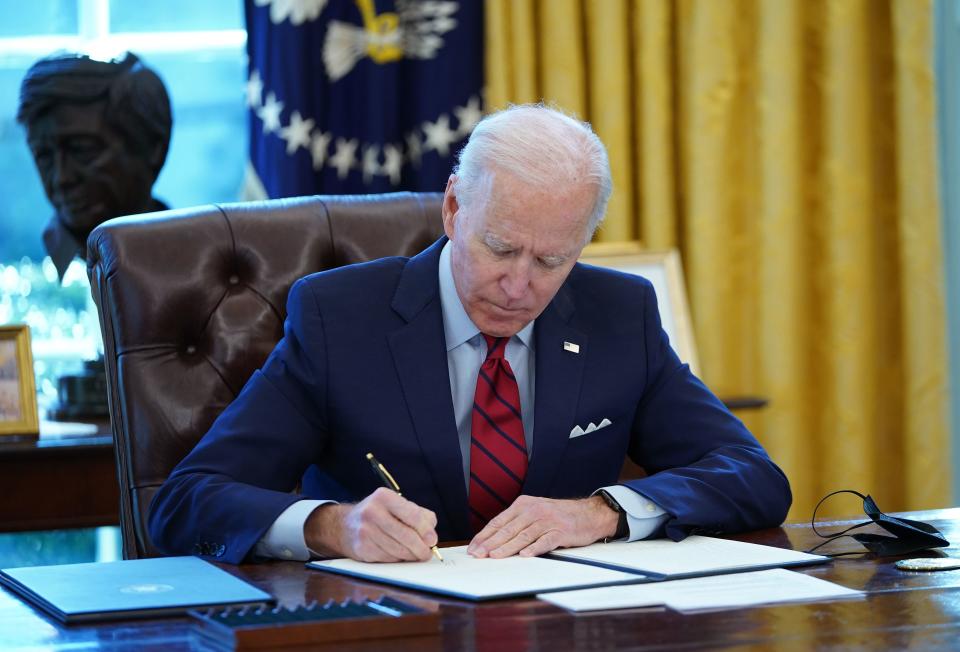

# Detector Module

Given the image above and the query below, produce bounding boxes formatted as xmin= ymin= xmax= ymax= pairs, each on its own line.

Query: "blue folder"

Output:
xmin=0 ymin=556 xmax=273 ymax=623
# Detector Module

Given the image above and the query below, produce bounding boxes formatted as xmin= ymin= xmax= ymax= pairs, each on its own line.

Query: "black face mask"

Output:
xmin=807 ymin=490 xmax=949 ymax=557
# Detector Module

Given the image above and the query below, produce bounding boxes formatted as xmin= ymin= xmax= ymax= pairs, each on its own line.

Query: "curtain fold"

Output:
xmin=485 ymin=0 xmax=950 ymax=518
xmin=891 ymin=0 xmax=950 ymax=508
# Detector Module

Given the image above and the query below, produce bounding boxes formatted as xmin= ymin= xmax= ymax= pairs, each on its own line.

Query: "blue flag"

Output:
xmin=245 ymin=0 xmax=483 ymax=198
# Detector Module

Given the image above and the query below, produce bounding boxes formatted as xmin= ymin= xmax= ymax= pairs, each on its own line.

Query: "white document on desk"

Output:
xmin=308 ymin=545 xmax=642 ymax=601
xmin=538 ymin=568 xmax=864 ymax=613
xmin=548 ymin=535 xmax=827 ymax=578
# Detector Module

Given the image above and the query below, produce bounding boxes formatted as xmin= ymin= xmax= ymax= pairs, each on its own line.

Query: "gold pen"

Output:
xmin=365 ymin=453 xmax=444 ymax=562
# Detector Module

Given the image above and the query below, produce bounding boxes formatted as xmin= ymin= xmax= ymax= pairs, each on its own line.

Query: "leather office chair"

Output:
xmin=87 ymin=192 xmax=444 ymax=559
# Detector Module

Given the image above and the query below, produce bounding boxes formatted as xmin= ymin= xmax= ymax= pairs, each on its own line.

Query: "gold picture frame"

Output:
xmin=0 ymin=325 xmax=39 ymax=436
xmin=580 ymin=243 xmax=700 ymax=375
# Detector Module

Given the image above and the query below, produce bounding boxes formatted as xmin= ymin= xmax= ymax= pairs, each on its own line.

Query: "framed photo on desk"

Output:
xmin=580 ymin=243 xmax=700 ymax=375
xmin=0 ymin=325 xmax=39 ymax=436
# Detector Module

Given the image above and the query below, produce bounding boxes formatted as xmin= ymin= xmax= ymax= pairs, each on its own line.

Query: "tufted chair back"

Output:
xmin=87 ymin=192 xmax=444 ymax=559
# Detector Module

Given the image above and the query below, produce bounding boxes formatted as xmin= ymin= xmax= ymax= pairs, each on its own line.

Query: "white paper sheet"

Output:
xmin=538 ymin=568 xmax=864 ymax=613
xmin=549 ymin=535 xmax=826 ymax=577
xmin=308 ymin=545 xmax=642 ymax=600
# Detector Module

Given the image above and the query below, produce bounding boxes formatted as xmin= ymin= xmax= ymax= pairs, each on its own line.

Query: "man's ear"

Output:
xmin=441 ymin=175 xmax=459 ymax=240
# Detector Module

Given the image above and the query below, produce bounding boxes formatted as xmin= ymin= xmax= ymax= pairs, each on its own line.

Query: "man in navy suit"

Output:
xmin=150 ymin=105 xmax=791 ymax=564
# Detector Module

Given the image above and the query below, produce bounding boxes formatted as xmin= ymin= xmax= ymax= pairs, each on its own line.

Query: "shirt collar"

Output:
xmin=438 ymin=240 xmax=534 ymax=352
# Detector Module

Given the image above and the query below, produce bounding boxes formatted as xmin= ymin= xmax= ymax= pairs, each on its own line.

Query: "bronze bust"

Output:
xmin=18 ymin=52 xmax=172 ymax=281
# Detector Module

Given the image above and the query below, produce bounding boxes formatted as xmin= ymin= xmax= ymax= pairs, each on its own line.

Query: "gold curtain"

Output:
xmin=485 ymin=0 xmax=950 ymax=518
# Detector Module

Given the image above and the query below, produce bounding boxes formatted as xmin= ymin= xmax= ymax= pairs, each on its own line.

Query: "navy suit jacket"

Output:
xmin=149 ymin=238 xmax=791 ymax=563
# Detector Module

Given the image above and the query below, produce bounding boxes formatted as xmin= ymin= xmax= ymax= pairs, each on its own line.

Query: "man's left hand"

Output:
xmin=467 ymin=495 xmax=619 ymax=558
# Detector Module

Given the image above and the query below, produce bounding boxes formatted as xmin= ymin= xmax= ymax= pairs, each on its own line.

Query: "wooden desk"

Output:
xmin=0 ymin=420 xmax=119 ymax=531
xmin=1 ymin=509 xmax=958 ymax=650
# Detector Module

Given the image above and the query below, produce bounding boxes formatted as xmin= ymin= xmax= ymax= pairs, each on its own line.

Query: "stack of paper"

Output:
xmin=548 ymin=535 xmax=826 ymax=578
xmin=309 ymin=546 xmax=641 ymax=601
xmin=307 ymin=536 xmax=836 ymax=606
xmin=537 ymin=568 xmax=863 ymax=613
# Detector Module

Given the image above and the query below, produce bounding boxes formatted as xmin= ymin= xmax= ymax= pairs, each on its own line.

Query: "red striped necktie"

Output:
xmin=468 ymin=334 xmax=528 ymax=534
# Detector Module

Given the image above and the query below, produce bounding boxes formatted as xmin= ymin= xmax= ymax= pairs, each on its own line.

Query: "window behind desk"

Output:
xmin=0 ymin=0 xmax=246 ymax=408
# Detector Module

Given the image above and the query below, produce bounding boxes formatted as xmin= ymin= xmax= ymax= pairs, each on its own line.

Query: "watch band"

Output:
xmin=598 ymin=490 xmax=629 ymax=542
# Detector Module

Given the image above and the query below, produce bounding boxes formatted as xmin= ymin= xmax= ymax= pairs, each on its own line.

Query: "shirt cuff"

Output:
xmin=596 ymin=485 xmax=668 ymax=542
xmin=253 ymin=499 xmax=331 ymax=561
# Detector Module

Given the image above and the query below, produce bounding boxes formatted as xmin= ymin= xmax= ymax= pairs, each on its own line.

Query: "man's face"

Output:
xmin=442 ymin=171 xmax=596 ymax=337
xmin=26 ymin=100 xmax=156 ymax=239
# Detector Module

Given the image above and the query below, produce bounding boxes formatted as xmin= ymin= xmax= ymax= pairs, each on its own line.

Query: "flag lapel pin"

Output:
xmin=563 ymin=341 xmax=580 ymax=354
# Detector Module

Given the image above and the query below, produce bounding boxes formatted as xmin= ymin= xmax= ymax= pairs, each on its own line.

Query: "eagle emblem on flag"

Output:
xmin=245 ymin=0 xmax=483 ymax=198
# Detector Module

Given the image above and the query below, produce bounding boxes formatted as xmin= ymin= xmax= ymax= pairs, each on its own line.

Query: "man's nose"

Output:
xmin=51 ymin=150 xmax=79 ymax=189
xmin=500 ymin=260 xmax=531 ymax=300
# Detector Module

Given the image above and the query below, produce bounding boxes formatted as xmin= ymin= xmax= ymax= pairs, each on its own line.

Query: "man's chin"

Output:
xmin=58 ymin=205 xmax=107 ymax=235
xmin=476 ymin=313 xmax=530 ymax=338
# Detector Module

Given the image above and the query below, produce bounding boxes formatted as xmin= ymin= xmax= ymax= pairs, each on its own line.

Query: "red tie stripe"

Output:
xmin=469 ymin=335 xmax=528 ymax=533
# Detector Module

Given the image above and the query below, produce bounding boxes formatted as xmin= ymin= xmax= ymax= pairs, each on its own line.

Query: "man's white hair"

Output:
xmin=452 ymin=103 xmax=612 ymax=236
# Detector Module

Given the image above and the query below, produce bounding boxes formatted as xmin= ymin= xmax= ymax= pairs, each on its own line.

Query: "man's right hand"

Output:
xmin=303 ymin=487 xmax=439 ymax=562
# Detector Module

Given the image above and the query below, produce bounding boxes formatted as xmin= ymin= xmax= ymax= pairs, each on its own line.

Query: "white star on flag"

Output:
xmin=310 ymin=131 xmax=332 ymax=170
xmin=454 ymin=96 xmax=483 ymax=136
xmin=362 ymin=144 xmax=380 ymax=184
xmin=422 ymin=114 xmax=456 ymax=157
xmin=246 ymin=70 xmax=264 ymax=108
xmin=382 ymin=144 xmax=403 ymax=185
xmin=280 ymin=111 xmax=315 ymax=155
xmin=330 ymin=137 xmax=358 ymax=179
xmin=257 ymin=92 xmax=284 ymax=134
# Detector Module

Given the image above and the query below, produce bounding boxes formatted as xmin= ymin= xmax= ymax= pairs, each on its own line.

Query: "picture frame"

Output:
xmin=0 ymin=324 xmax=40 ymax=436
xmin=580 ymin=242 xmax=700 ymax=375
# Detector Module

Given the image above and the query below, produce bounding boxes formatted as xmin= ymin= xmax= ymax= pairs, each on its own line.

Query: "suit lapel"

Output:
xmin=524 ymin=282 xmax=586 ymax=497
xmin=387 ymin=238 xmax=470 ymax=539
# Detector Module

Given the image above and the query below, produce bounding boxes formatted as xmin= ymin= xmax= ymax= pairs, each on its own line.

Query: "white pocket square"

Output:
xmin=569 ymin=418 xmax=612 ymax=438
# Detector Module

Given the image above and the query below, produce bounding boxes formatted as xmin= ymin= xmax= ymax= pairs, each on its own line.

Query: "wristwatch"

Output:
xmin=598 ymin=490 xmax=629 ymax=542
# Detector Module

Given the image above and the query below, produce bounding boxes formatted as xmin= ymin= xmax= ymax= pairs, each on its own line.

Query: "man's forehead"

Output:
xmin=27 ymin=101 xmax=109 ymax=140
xmin=474 ymin=184 xmax=592 ymax=246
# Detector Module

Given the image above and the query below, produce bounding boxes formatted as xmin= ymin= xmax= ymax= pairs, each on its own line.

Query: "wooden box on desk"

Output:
xmin=190 ymin=598 xmax=441 ymax=650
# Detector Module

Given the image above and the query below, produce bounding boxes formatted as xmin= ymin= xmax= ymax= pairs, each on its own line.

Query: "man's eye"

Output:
xmin=66 ymin=138 xmax=105 ymax=164
xmin=70 ymin=146 xmax=103 ymax=164
xmin=32 ymin=148 xmax=52 ymax=165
